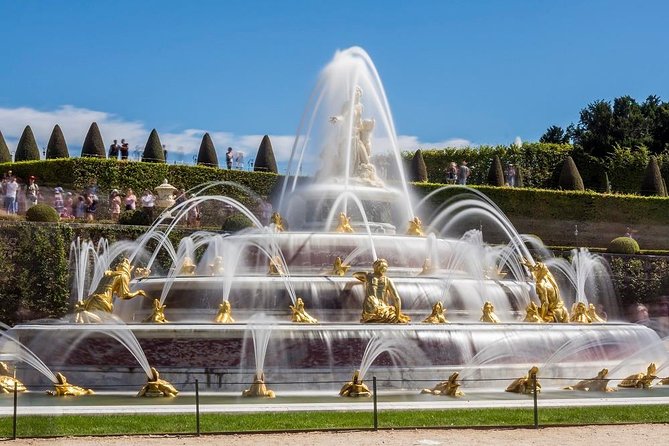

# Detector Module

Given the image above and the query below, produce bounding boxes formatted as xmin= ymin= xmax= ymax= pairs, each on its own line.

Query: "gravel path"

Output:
xmin=10 ymin=424 xmax=669 ymax=446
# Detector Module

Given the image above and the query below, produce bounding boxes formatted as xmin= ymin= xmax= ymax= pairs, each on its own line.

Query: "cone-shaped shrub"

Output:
xmin=46 ymin=124 xmax=70 ymax=159
xmin=0 ymin=130 xmax=11 ymax=163
xmin=409 ymin=149 xmax=428 ymax=182
xmin=142 ymin=129 xmax=165 ymax=163
xmin=486 ymin=155 xmax=505 ymax=186
xmin=81 ymin=122 xmax=106 ymax=158
xmin=196 ymin=133 xmax=218 ymax=167
xmin=558 ymin=156 xmax=585 ymax=191
xmin=15 ymin=125 xmax=40 ymax=161
xmin=254 ymin=135 xmax=278 ymax=173
xmin=640 ymin=156 xmax=667 ymax=197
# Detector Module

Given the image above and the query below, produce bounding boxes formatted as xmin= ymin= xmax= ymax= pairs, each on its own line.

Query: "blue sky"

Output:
xmin=1 ymin=0 xmax=668 ymax=168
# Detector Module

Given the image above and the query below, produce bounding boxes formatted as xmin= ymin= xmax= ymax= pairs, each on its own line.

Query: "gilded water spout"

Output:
xmin=618 ymin=363 xmax=657 ymax=389
xmin=418 ymin=258 xmax=435 ymax=276
xmin=505 ymin=366 xmax=540 ymax=394
xmin=268 ymin=256 xmax=285 ymax=275
xmin=421 ymin=372 xmax=464 ymax=397
xmin=47 ymin=372 xmax=94 ymax=396
xmin=180 ymin=256 xmax=197 ymax=275
xmin=480 ymin=301 xmax=500 ymax=323
xmin=143 ymin=299 xmax=169 ymax=323
xmin=423 ymin=301 xmax=448 ymax=324
xmin=339 ymin=370 xmax=371 ymax=397
xmin=270 ymin=212 xmax=286 ymax=232
xmin=242 ymin=372 xmax=275 ymax=398
xmin=290 ymin=297 xmax=318 ymax=323
xmin=214 ymin=300 xmax=235 ymax=323
xmin=335 ymin=212 xmax=355 ymax=233
xmin=331 ymin=256 xmax=350 ymax=276
xmin=0 ymin=362 xmax=26 ymax=393
xmin=208 ymin=256 xmax=224 ymax=275
xmin=137 ymin=367 xmax=178 ymax=397
xmin=406 ymin=216 xmax=424 ymax=236
xmin=564 ymin=368 xmax=615 ymax=392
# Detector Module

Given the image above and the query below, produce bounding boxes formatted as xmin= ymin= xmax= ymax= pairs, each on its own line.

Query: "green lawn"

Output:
xmin=2 ymin=405 xmax=669 ymax=438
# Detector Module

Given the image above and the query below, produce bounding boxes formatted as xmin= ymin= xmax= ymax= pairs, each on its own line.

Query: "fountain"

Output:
xmin=4 ymin=47 xmax=668 ymax=403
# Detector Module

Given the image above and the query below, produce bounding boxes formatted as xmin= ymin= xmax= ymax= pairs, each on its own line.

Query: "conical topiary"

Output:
xmin=640 ymin=156 xmax=667 ymax=197
xmin=46 ymin=124 xmax=70 ymax=159
xmin=254 ymin=135 xmax=278 ymax=173
xmin=558 ymin=156 xmax=585 ymax=191
xmin=14 ymin=125 xmax=41 ymax=161
xmin=410 ymin=149 xmax=428 ymax=182
xmin=141 ymin=129 xmax=165 ymax=163
xmin=196 ymin=132 xmax=218 ymax=167
xmin=486 ymin=155 xmax=505 ymax=186
xmin=0 ymin=130 xmax=11 ymax=163
xmin=81 ymin=122 xmax=106 ymax=158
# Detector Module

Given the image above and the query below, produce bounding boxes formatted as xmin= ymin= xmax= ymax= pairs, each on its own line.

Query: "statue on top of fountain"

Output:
xmin=354 ymin=258 xmax=410 ymax=324
xmin=329 ymin=85 xmax=382 ymax=186
xmin=74 ymin=258 xmax=148 ymax=323
xmin=523 ymin=260 xmax=569 ymax=323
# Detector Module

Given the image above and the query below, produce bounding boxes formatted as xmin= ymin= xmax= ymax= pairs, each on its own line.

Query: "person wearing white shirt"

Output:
xmin=141 ymin=190 xmax=156 ymax=221
xmin=4 ymin=177 xmax=19 ymax=214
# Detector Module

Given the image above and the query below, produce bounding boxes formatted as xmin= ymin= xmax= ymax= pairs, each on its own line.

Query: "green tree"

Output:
xmin=81 ymin=122 xmax=106 ymax=158
xmin=14 ymin=125 xmax=41 ymax=161
xmin=640 ymin=156 xmax=667 ymax=196
xmin=254 ymin=135 xmax=278 ymax=173
xmin=571 ymin=100 xmax=615 ymax=157
xmin=46 ymin=124 xmax=70 ymax=159
xmin=196 ymin=132 xmax=218 ymax=167
xmin=410 ymin=149 xmax=428 ymax=182
xmin=540 ymin=125 xmax=569 ymax=144
xmin=0 ymin=130 xmax=11 ymax=163
xmin=486 ymin=155 xmax=505 ymax=186
xmin=558 ymin=156 xmax=585 ymax=191
xmin=141 ymin=129 xmax=165 ymax=163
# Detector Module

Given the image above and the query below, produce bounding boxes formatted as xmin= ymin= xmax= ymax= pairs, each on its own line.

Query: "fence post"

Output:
xmin=12 ymin=380 xmax=18 ymax=440
xmin=372 ymin=376 xmax=378 ymax=431
xmin=532 ymin=372 xmax=538 ymax=429
xmin=195 ymin=379 xmax=201 ymax=436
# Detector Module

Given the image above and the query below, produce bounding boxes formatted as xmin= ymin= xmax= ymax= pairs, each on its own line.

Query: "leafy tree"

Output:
xmin=640 ymin=156 xmax=667 ymax=196
xmin=196 ymin=133 xmax=218 ymax=167
xmin=0 ymin=130 xmax=11 ymax=163
xmin=254 ymin=135 xmax=278 ymax=173
xmin=141 ymin=129 xmax=165 ymax=163
xmin=540 ymin=125 xmax=569 ymax=144
xmin=81 ymin=122 xmax=106 ymax=158
xmin=486 ymin=155 xmax=505 ymax=186
xmin=558 ymin=156 xmax=585 ymax=191
xmin=570 ymin=100 xmax=615 ymax=157
xmin=409 ymin=149 xmax=428 ymax=182
xmin=15 ymin=125 xmax=40 ymax=161
xmin=46 ymin=124 xmax=70 ymax=159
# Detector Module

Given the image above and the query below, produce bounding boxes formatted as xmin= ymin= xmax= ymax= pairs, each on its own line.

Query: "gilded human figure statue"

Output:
xmin=137 ymin=367 xmax=179 ymax=397
xmin=290 ymin=297 xmax=318 ymax=323
xmin=570 ymin=302 xmax=591 ymax=323
xmin=270 ymin=212 xmax=286 ymax=232
xmin=214 ymin=300 xmax=235 ymax=323
xmin=421 ymin=372 xmax=464 ymax=397
xmin=143 ymin=299 xmax=169 ymax=323
xmin=335 ymin=212 xmax=355 ymax=233
xmin=423 ymin=301 xmax=448 ymax=324
xmin=406 ymin=216 xmax=425 ymax=236
xmin=47 ymin=372 xmax=94 ymax=396
xmin=74 ymin=258 xmax=147 ymax=323
xmin=523 ymin=260 xmax=569 ymax=323
xmin=587 ymin=303 xmax=607 ymax=323
xmin=523 ymin=301 xmax=544 ymax=323
xmin=354 ymin=258 xmax=410 ymax=324
xmin=0 ymin=362 xmax=26 ymax=393
xmin=331 ymin=256 xmax=350 ymax=276
xmin=480 ymin=301 xmax=501 ymax=323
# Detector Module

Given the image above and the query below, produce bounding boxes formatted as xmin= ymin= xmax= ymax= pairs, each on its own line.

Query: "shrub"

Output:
xmin=640 ymin=156 xmax=667 ymax=197
xmin=222 ymin=213 xmax=254 ymax=232
xmin=607 ymin=236 xmax=640 ymax=254
xmin=81 ymin=122 xmax=106 ymax=158
xmin=486 ymin=155 xmax=505 ymax=186
xmin=142 ymin=129 xmax=165 ymax=163
xmin=0 ymin=130 xmax=11 ymax=163
xmin=118 ymin=209 xmax=152 ymax=226
xmin=25 ymin=203 xmax=60 ymax=222
xmin=15 ymin=126 xmax=41 ymax=161
xmin=46 ymin=124 xmax=70 ymax=159
xmin=410 ymin=149 xmax=428 ymax=182
xmin=254 ymin=135 xmax=278 ymax=173
xmin=197 ymin=133 xmax=219 ymax=167
xmin=558 ymin=156 xmax=585 ymax=191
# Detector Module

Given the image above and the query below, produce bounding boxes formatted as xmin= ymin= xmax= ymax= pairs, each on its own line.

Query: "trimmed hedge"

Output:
xmin=26 ymin=204 xmax=60 ymax=222
xmin=607 ymin=236 xmax=641 ymax=254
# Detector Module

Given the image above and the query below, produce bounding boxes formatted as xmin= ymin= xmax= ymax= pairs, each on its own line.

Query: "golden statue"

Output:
xmin=523 ymin=301 xmax=544 ymax=323
xmin=406 ymin=216 xmax=424 ymax=236
xmin=570 ymin=302 xmax=591 ymax=323
xmin=47 ymin=372 xmax=94 ymax=396
xmin=268 ymin=256 xmax=285 ymax=275
xmin=0 ymin=362 xmax=26 ymax=393
xmin=660 ymin=377 xmax=669 ymax=385
xmin=354 ymin=259 xmax=410 ymax=324
xmin=74 ymin=258 xmax=148 ymax=323
xmin=564 ymin=368 xmax=615 ymax=392
xmin=421 ymin=372 xmax=465 ymax=397
xmin=180 ymin=257 xmax=197 ymax=275
xmin=270 ymin=212 xmax=286 ymax=232
xmin=242 ymin=372 xmax=275 ymax=398
xmin=208 ymin=256 xmax=224 ymax=275
xmin=335 ymin=212 xmax=355 ymax=233
xmin=423 ymin=301 xmax=449 ymax=324
xmin=339 ymin=370 xmax=371 ymax=397
xmin=290 ymin=297 xmax=318 ymax=323
xmin=480 ymin=301 xmax=501 ymax=323
xmin=137 ymin=367 xmax=178 ymax=397
xmin=214 ymin=300 xmax=235 ymax=323
xmin=133 ymin=267 xmax=151 ymax=279
xmin=143 ymin=299 xmax=169 ymax=323
xmin=505 ymin=366 xmax=541 ymax=394
xmin=587 ymin=303 xmax=606 ymax=323
xmin=618 ymin=363 xmax=657 ymax=389
xmin=418 ymin=258 xmax=435 ymax=276
xmin=331 ymin=256 xmax=350 ymax=276
xmin=523 ymin=260 xmax=569 ymax=323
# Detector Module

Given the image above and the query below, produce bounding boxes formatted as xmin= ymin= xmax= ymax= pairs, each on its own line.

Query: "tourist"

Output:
xmin=53 ymin=187 xmax=65 ymax=215
xmin=109 ymin=189 xmax=122 ymax=222
xmin=63 ymin=192 xmax=75 ymax=219
xmin=141 ymin=189 xmax=156 ymax=220
xmin=4 ymin=176 xmax=18 ymax=214
xmin=125 ymin=188 xmax=137 ymax=211
xmin=506 ymin=164 xmax=517 ymax=187
xmin=226 ymin=147 xmax=233 ymax=169
xmin=187 ymin=200 xmax=200 ymax=228
xmin=84 ymin=191 xmax=98 ymax=222
xmin=26 ymin=175 xmax=39 ymax=208
xmin=446 ymin=162 xmax=458 ymax=184
xmin=235 ymin=151 xmax=245 ymax=169
xmin=162 ymin=145 xmax=168 ymax=161
xmin=109 ymin=139 xmax=120 ymax=159
xmin=458 ymin=161 xmax=471 ymax=185
xmin=75 ymin=195 xmax=85 ymax=219
xmin=120 ymin=139 xmax=129 ymax=160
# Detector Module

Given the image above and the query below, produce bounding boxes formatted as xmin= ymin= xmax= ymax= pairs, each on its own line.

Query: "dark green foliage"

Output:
xmin=0 ymin=130 xmax=11 ymax=163
xmin=607 ymin=236 xmax=640 ymax=254
xmin=410 ymin=149 xmax=428 ymax=182
xmin=640 ymin=156 xmax=667 ymax=196
xmin=540 ymin=125 xmax=570 ymax=144
xmin=486 ymin=155 xmax=505 ymax=186
xmin=254 ymin=135 xmax=278 ymax=173
xmin=26 ymin=203 xmax=60 ymax=222
xmin=222 ymin=213 xmax=253 ymax=232
xmin=558 ymin=156 xmax=585 ymax=191
xmin=197 ymin=133 xmax=218 ymax=167
xmin=609 ymin=255 xmax=669 ymax=307
xmin=118 ymin=209 xmax=152 ymax=226
xmin=46 ymin=124 xmax=70 ymax=159
xmin=515 ymin=165 xmax=524 ymax=187
xmin=142 ymin=129 xmax=165 ymax=163
xmin=81 ymin=122 xmax=106 ymax=158
xmin=15 ymin=125 xmax=41 ymax=161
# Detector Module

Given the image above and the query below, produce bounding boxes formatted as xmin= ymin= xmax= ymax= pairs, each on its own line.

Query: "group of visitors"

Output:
xmin=1 ymin=171 xmax=41 ymax=214
xmin=226 ymin=147 xmax=245 ymax=170
xmin=630 ymin=299 xmax=669 ymax=337
xmin=108 ymin=139 xmax=131 ymax=160
xmin=445 ymin=161 xmax=472 ymax=185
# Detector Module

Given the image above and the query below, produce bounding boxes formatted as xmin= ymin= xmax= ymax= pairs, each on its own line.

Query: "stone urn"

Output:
xmin=154 ymin=179 xmax=177 ymax=208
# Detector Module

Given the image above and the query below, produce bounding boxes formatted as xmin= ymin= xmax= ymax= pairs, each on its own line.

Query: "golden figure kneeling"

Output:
xmin=335 ymin=212 xmax=355 ymax=233
xmin=423 ymin=301 xmax=449 ymax=324
xmin=618 ymin=363 xmax=657 ymax=389
xmin=214 ymin=300 xmax=235 ymax=323
xmin=47 ymin=372 xmax=94 ymax=396
xmin=354 ymin=259 xmax=410 ymax=324
xmin=564 ymin=368 xmax=615 ymax=392
xmin=339 ymin=370 xmax=371 ymax=397
xmin=0 ymin=362 xmax=26 ymax=393
xmin=480 ymin=301 xmax=501 ymax=323
xmin=137 ymin=367 xmax=178 ymax=397
xmin=143 ymin=299 xmax=169 ymax=323
xmin=506 ymin=366 xmax=541 ymax=394
xmin=290 ymin=297 xmax=318 ymax=323
xmin=242 ymin=372 xmax=275 ymax=398
xmin=421 ymin=372 xmax=464 ymax=397
xmin=74 ymin=258 xmax=148 ymax=323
